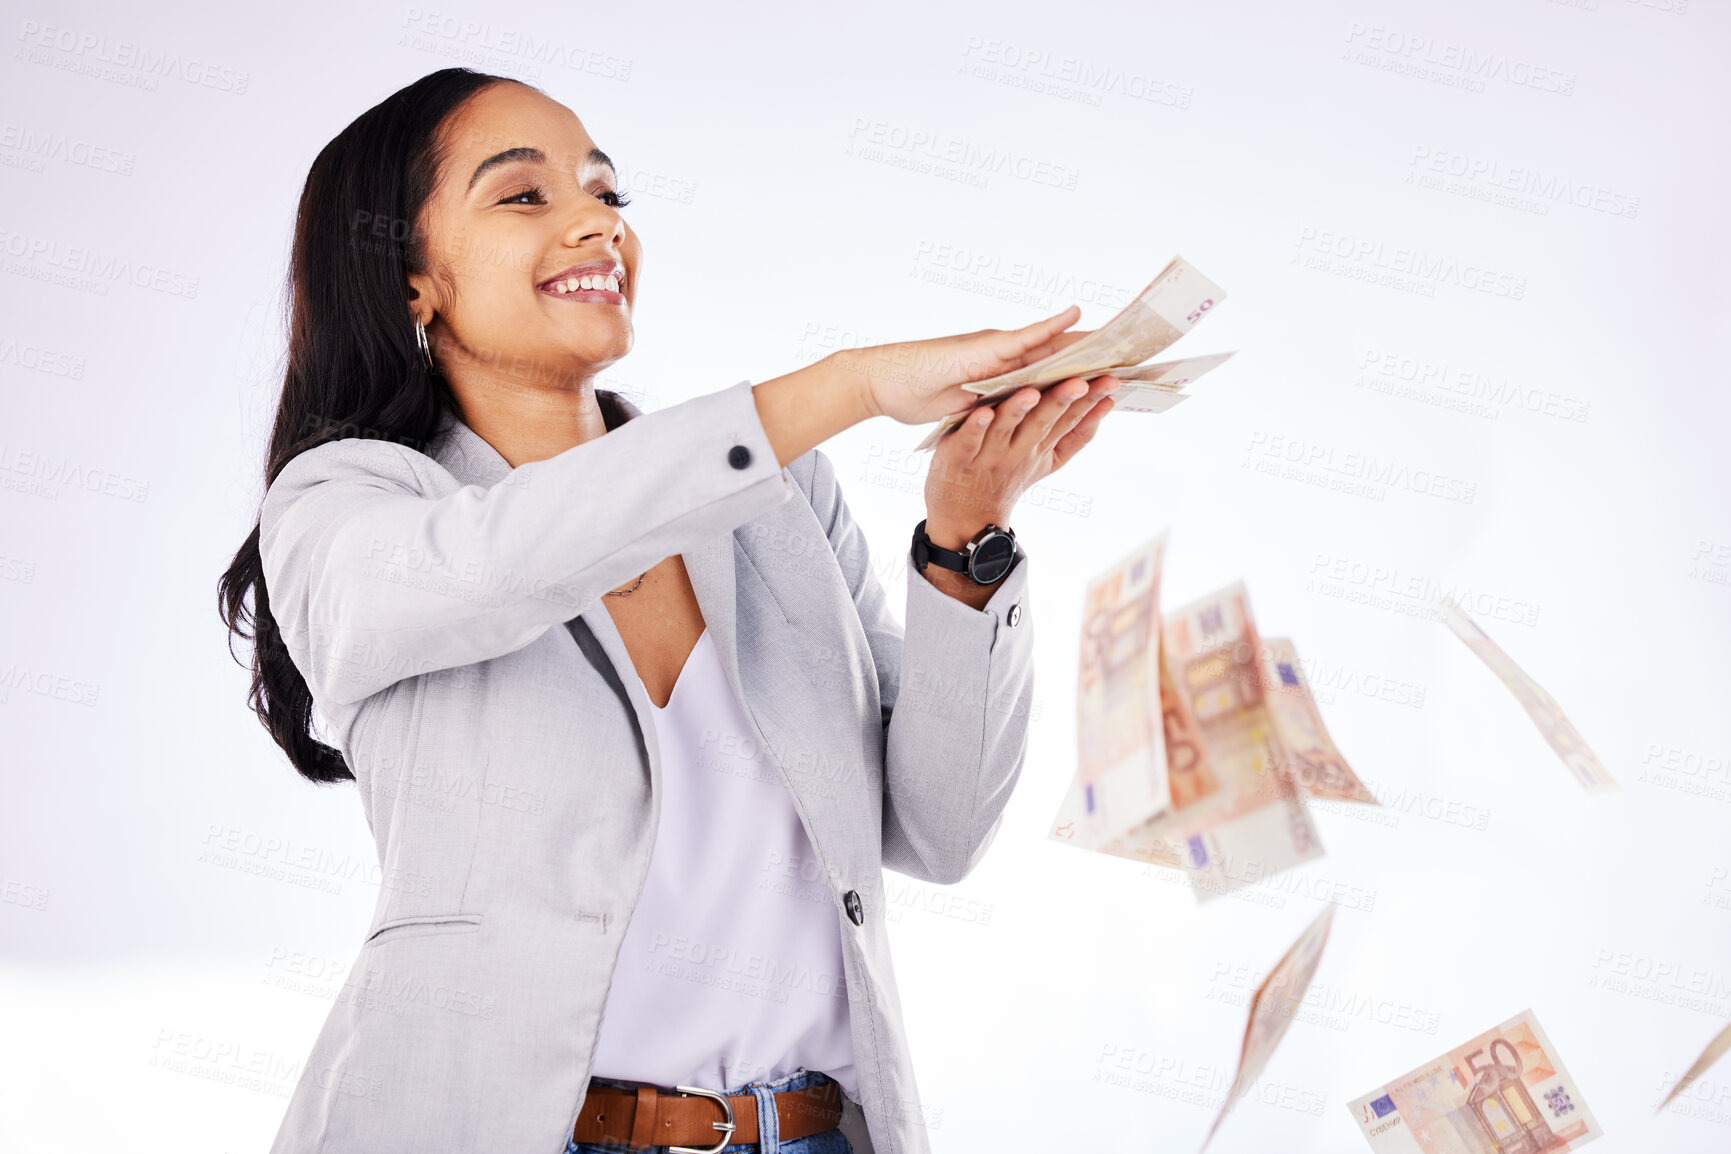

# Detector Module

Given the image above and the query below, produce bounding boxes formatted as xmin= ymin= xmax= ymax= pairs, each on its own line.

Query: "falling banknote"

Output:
xmin=1260 ymin=636 xmax=1379 ymax=805
xmin=1050 ymin=564 xmax=1373 ymax=902
xmin=1073 ymin=532 xmax=1172 ymax=845
xmin=1348 ymin=1010 xmax=1602 ymax=1153
xmin=1438 ymin=599 xmax=1620 ymax=795
xmin=1201 ymin=906 xmax=1336 ymax=1152
xmin=913 ymin=255 xmax=1232 ymax=450
xmin=1657 ymin=1018 xmax=1731 ymax=1112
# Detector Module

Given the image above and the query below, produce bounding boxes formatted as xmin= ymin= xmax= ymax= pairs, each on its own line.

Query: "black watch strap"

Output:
xmin=911 ymin=518 xmax=1017 ymax=585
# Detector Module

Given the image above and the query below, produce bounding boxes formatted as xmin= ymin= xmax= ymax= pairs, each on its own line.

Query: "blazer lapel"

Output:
xmin=428 ymin=393 xmax=752 ymax=774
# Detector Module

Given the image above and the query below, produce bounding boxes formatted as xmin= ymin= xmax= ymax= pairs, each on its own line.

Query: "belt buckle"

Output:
xmin=668 ymin=1083 xmax=737 ymax=1154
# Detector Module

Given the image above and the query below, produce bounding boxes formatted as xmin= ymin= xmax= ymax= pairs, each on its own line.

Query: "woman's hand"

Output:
xmin=921 ymin=373 xmax=1121 ymax=552
xmin=835 ymin=306 xmax=1095 ymax=426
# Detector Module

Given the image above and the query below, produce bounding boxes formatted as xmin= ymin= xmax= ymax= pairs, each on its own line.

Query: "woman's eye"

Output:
xmin=596 ymin=188 xmax=632 ymax=209
xmin=499 ymin=186 xmax=546 ymax=206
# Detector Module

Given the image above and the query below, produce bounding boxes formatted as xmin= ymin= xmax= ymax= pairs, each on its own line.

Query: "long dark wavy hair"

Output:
xmin=219 ymin=67 xmax=514 ymax=784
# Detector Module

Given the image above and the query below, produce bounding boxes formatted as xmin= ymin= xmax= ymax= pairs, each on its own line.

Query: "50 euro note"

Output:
xmin=1658 ymin=1018 xmax=1731 ymax=1112
xmin=1260 ymin=636 xmax=1379 ymax=805
xmin=963 ymin=256 xmax=1226 ymax=399
xmin=1072 ymin=532 xmax=1172 ymax=845
xmin=1438 ymin=599 xmax=1619 ymax=795
xmin=1052 ymin=581 xmax=1332 ymax=901
xmin=1159 ymin=582 xmax=1297 ymax=833
xmin=912 ymin=349 xmax=1234 ymax=451
xmin=1126 ymin=582 xmax=1329 ymax=902
xmin=1348 ymin=1010 xmax=1602 ymax=1153
xmin=912 ymin=252 xmax=1230 ymax=452
xmin=1049 ymin=615 xmax=1212 ymax=867
xmin=1050 ymin=579 xmax=1364 ymax=903
xmin=1201 ymin=906 xmax=1336 ymax=1151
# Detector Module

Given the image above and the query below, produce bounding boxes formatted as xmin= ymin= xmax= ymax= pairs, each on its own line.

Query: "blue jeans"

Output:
xmin=566 ymin=1068 xmax=852 ymax=1154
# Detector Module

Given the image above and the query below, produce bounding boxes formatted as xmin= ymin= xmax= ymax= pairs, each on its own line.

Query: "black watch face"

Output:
xmin=969 ymin=533 xmax=1016 ymax=583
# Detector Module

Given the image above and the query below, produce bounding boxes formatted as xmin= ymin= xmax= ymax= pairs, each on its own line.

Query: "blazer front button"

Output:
xmin=1007 ymin=603 xmax=1023 ymax=627
xmin=727 ymin=444 xmax=753 ymax=469
xmin=843 ymin=889 xmax=864 ymax=926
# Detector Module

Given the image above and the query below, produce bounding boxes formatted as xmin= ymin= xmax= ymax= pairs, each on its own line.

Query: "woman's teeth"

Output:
xmin=550 ymin=273 xmax=621 ymax=294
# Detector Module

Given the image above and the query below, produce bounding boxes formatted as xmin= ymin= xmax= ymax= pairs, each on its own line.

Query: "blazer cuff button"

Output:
xmin=727 ymin=444 xmax=752 ymax=469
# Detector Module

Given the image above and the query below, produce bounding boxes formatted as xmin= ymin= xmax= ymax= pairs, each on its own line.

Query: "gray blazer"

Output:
xmin=258 ymin=379 xmax=1036 ymax=1154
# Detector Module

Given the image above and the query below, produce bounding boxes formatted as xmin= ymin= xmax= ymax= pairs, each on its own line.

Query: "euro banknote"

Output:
xmin=1438 ymin=599 xmax=1619 ymax=795
xmin=962 ymin=255 xmax=1226 ymax=399
xmin=1657 ymin=1018 xmax=1731 ymax=1112
xmin=1202 ymin=907 xmax=1337 ymax=1151
xmin=1260 ymin=636 xmax=1379 ymax=805
xmin=1074 ymin=533 xmax=1172 ymax=845
xmin=911 ymin=349 xmax=1233 ymax=450
xmin=1348 ymin=1010 xmax=1602 ymax=1153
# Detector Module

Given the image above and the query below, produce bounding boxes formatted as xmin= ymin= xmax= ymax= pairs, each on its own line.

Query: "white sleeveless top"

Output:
xmin=590 ymin=627 xmax=859 ymax=1099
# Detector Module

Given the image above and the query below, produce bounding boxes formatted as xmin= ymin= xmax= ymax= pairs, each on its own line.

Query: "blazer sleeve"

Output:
xmin=800 ymin=446 xmax=1036 ymax=885
xmin=259 ymin=379 xmax=794 ymax=707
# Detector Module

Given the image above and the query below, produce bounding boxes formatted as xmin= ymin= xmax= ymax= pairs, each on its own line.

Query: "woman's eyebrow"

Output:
xmin=468 ymin=146 xmax=617 ymax=193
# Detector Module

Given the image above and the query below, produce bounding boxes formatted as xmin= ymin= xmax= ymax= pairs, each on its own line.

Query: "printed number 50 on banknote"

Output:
xmin=1348 ymin=1010 xmax=1602 ymax=1153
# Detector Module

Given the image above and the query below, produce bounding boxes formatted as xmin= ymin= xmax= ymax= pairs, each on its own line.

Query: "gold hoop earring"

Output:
xmin=414 ymin=319 xmax=435 ymax=369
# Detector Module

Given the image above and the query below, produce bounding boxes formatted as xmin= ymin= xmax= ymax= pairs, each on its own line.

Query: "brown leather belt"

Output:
xmin=573 ymin=1077 xmax=843 ymax=1152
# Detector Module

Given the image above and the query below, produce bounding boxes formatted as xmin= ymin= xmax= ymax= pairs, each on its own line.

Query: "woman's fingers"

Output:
xmin=1011 ymin=305 xmax=1080 ymax=348
xmin=974 ymin=307 xmax=1082 ymax=378
xmin=1037 ymin=375 xmax=1119 ymax=456
xmin=1010 ymin=377 xmax=1092 ymax=456
xmin=1051 ymin=393 xmax=1116 ymax=471
xmin=983 ymin=386 xmax=1043 ymax=451
xmin=943 ymin=402 xmax=994 ymax=461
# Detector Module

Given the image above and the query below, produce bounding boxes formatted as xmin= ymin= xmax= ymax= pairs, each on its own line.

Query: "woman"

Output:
xmin=219 ymin=67 xmax=1118 ymax=1154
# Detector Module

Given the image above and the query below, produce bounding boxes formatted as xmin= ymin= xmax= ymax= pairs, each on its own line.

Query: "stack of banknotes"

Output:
xmin=912 ymin=254 xmax=1235 ymax=452
xmin=1046 ymin=531 xmax=1381 ymax=901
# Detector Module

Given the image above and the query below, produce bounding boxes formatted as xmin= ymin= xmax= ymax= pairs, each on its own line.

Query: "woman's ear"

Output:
xmin=405 ymin=275 xmax=436 ymax=327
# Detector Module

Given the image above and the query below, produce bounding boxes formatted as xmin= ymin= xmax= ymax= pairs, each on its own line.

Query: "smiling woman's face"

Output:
xmin=408 ymin=81 xmax=640 ymax=398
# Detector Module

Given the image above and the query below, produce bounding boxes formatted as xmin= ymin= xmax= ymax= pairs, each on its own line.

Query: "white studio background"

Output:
xmin=2 ymin=0 xmax=1728 ymax=1151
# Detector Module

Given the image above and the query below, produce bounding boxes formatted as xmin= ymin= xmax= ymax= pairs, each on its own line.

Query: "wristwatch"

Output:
xmin=912 ymin=518 xmax=1018 ymax=585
